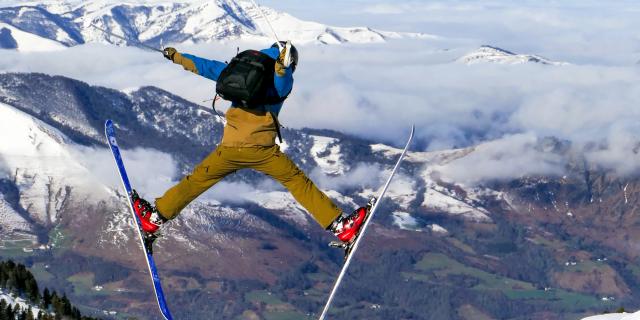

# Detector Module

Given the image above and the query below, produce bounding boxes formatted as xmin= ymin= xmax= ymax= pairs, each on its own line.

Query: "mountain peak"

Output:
xmin=457 ymin=45 xmax=567 ymax=65
xmin=0 ymin=0 xmax=428 ymax=50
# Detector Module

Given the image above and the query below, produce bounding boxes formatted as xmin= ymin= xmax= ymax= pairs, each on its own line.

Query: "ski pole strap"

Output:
xmin=211 ymin=93 xmax=217 ymax=114
xmin=211 ymin=93 xmax=225 ymax=119
xmin=269 ymin=111 xmax=283 ymax=143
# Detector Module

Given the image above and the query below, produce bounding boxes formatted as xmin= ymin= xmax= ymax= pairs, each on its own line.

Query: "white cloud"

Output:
xmin=71 ymin=146 xmax=178 ymax=199
xmin=72 ymin=144 xmax=285 ymax=205
xmin=1 ymin=0 xmax=639 ymax=182
xmin=310 ymin=163 xmax=382 ymax=191
xmin=199 ymin=181 xmax=257 ymax=204
xmin=435 ymin=133 xmax=566 ymax=185
xmin=4 ymin=40 xmax=640 ymax=180
xmin=362 ymin=4 xmax=405 ymax=15
xmin=584 ymin=122 xmax=640 ymax=177
xmin=199 ymin=178 xmax=281 ymax=204
xmin=0 ymin=158 xmax=9 ymax=179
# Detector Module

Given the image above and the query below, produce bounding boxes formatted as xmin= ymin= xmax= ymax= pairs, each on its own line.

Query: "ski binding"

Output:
xmin=329 ymin=197 xmax=376 ymax=260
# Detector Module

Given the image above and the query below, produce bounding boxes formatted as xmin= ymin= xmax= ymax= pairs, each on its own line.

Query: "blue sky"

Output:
xmin=262 ymin=0 xmax=640 ymax=65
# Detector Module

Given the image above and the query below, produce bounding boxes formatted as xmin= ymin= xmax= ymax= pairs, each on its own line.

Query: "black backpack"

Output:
xmin=215 ymin=49 xmax=287 ymax=107
xmin=214 ymin=49 xmax=287 ymax=142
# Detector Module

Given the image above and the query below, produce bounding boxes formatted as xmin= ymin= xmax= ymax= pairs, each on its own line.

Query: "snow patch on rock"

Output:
xmin=386 ymin=173 xmax=416 ymax=209
xmin=457 ymin=46 xmax=567 ymax=66
xmin=310 ymin=135 xmax=346 ymax=175
xmin=428 ymin=224 xmax=448 ymax=234
xmin=392 ymin=211 xmax=420 ymax=231
xmin=251 ymin=191 xmax=310 ymax=226
xmin=423 ymin=187 xmax=492 ymax=222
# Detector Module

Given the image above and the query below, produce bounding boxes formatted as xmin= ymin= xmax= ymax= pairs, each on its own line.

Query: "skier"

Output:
xmin=130 ymin=41 xmax=368 ymax=246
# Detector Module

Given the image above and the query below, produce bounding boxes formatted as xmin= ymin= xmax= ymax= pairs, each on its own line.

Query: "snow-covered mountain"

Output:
xmin=0 ymin=0 xmax=432 ymax=51
xmin=1 ymin=73 xmax=638 ymax=319
xmin=0 ymin=22 xmax=66 ymax=51
xmin=457 ymin=45 xmax=567 ymax=65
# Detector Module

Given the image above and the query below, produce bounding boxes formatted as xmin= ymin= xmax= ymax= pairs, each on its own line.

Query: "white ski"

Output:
xmin=319 ymin=125 xmax=415 ymax=320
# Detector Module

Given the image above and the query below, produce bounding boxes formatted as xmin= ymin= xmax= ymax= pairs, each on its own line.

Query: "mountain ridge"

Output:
xmin=457 ymin=45 xmax=568 ymax=65
xmin=0 ymin=0 xmax=434 ymax=51
xmin=1 ymin=72 xmax=639 ymax=319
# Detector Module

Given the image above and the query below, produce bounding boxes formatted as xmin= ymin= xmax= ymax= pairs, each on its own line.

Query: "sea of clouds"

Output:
xmin=0 ymin=0 xmax=639 ymax=185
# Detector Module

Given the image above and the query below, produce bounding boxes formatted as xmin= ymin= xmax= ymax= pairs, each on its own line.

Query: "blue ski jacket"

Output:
xmin=180 ymin=47 xmax=293 ymax=116
xmin=170 ymin=46 xmax=294 ymax=147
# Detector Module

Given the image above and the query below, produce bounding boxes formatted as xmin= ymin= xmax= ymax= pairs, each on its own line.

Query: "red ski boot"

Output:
xmin=331 ymin=206 xmax=369 ymax=243
xmin=329 ymin=198 xmax=376 ymax=260
xmin=130 ymin=190 xmax=164 ymax=234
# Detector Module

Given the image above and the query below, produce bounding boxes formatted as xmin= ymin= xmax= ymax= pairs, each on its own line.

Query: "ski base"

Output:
xmin=105 ymin=120 xmax=174 ymax=320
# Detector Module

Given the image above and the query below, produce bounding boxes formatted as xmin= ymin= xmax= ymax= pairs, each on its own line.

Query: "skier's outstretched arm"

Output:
xmin=260 ymin=47 xmax=294 ymax=97
xmin=274 ymin=65 xmax=293 ymax=97
xmin=163 ymin=47 xmax=227 ymax=81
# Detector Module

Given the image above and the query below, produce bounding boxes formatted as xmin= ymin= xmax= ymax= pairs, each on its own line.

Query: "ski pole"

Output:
xmin=248 ymin=0 xmax=283 ymax=50
xmin=89 ymin=23 xmax=163 ymax=53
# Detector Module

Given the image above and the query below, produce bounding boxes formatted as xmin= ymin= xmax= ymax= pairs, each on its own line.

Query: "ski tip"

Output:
xmin=105 ymin=119 xmax=113 ymax=127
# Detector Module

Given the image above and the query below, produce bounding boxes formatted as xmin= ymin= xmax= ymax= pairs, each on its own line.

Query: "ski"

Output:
xmin=319 ymin=125 xmax=415 ymax=320
xmin=105 ymin=120 xmax=174 ymax=320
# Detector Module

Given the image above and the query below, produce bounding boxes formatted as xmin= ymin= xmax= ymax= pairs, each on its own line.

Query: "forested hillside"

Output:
xmin=0 ymin=260 xmax=100 ymax=320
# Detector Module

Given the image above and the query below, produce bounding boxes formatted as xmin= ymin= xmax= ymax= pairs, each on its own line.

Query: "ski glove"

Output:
xmin=163 ymin=47 xmax=177 ymax=61
xmin=275 ymin=41 xmax=293 ymax=76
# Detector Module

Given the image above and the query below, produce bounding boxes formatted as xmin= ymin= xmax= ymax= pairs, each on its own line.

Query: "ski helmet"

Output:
xmin=272 ymin=41 xmax=298 ymax=72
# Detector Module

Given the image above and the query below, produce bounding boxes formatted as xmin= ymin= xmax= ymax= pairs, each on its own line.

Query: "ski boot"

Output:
xmin=130 ymin=190 xmax=165 ymax=254
xmin=329 ymin=197 xmax=376 ymax=260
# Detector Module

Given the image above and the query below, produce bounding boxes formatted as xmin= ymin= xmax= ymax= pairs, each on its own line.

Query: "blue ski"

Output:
xmin=105 ymin=120 xmax=174 ymax=320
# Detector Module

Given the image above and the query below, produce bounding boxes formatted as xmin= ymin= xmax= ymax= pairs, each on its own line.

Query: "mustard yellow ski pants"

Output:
xmin=155 ymin=145 xmax=342 ymax=229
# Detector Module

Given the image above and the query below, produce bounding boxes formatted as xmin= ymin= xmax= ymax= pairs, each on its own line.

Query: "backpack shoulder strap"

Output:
xmin=269 ymin=111 xmax=283 ymax=143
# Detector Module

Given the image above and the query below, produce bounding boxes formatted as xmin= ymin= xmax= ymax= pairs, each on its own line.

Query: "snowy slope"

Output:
xmin=392 ymin=211 xmax=420 ymax=231
xmin=0 ymin=195 xmax=36 ymax=243
xmin=2 ymin=73 xmax=636 ymax=319
xmin=310 ymin=135 xmax=346 ymax=175
xmin=373 ymin=142 xmax=494 ymax=223
xmin=0 ymin=76 xmax=513 ymax=243
xmin=0 ymin=0 xmax=434 ymax=49
xmin=0 ymin=102 xmax=110 ymax=225
xmin=0 ymin=289 xmax=43 ymax=316
xmin=458 ymin=45 xmax=567 ymax=65
xmin=0 ymin=22 xmax=66 ymax=51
